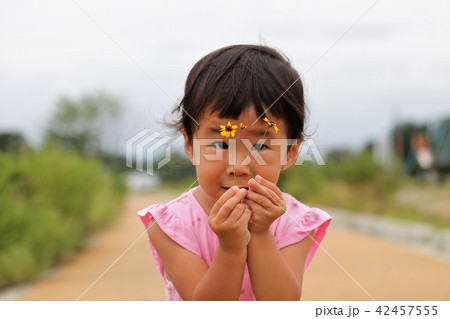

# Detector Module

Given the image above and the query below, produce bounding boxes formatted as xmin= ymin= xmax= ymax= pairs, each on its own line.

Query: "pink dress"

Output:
xmin=137 ymin=186 xmax=332 ymax=301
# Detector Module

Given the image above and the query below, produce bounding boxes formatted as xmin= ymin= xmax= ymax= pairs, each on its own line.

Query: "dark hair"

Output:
xmin=166 ymin=44 xmax=313 ymax=147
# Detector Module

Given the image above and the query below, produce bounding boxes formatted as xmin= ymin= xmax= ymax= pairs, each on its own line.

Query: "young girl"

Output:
xmin=137 ymin=44 xmax=332 ymax=301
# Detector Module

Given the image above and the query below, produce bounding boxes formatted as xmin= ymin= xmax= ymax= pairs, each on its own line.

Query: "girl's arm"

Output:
xmin=147 ymin=187 xmax=251 ymax=300
xmin=243 ymin=176 xmax=314 ymax=300
xmin=247 ymin=230 xmax=314 ymax=301
xmin=191 ymin=245 xmax=247 ymax=300
xmin=147 ymin=220 xmax=247 ymax=300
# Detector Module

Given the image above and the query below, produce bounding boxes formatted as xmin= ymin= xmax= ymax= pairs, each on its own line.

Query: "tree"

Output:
xmin=44 ymin=91 xmax=123 ymax=159
xmin=0 ymin=132 xmax=29 ymax=154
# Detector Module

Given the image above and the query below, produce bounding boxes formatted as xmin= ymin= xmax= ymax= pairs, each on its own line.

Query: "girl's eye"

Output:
xmin=252 ymin=144 xmax=268 ymax=151
xmin=211 ymin=141 xmax=228 ymax=149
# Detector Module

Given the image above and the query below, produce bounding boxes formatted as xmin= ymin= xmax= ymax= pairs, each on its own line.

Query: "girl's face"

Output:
xmin=181 ymin=106 xmax=301 ymax=214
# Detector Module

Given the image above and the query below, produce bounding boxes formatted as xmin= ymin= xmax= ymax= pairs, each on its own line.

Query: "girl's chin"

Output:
xmin=198 ymin=185 xmax=221 ymax=202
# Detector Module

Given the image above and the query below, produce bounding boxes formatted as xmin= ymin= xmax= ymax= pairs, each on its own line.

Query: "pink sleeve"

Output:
xmin=276 ymin=206 xmax=332 ymax=271
xmin=137 ymin=204 xmax=201 ymax=259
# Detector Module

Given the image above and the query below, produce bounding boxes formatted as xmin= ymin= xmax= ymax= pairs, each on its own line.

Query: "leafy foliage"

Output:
xmin=0 ymin=147 xmax=127 ymax=289
xmin=44 ymin=91 xmax=123 ymax=158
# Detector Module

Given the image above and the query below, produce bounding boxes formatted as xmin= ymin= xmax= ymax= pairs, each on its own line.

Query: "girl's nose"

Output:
xmin=226 ymin=161 xmax=251 ymax=176
xmin=226 ymin=146 xmax=252 ymax=176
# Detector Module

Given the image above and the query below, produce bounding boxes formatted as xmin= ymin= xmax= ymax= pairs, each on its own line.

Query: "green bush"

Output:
xmin=279 ymin=149 xmax=401 ymax=213
xmin=0 ymin=146 xmax=127 ymax=289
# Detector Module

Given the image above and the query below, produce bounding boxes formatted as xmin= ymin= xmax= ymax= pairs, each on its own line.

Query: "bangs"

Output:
xmin=195 ymin=51 xmax=289 ymax=123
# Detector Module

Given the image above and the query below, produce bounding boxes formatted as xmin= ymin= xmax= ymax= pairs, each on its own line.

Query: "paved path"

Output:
xmin=18 ymin=191 xmax=450 ymax=301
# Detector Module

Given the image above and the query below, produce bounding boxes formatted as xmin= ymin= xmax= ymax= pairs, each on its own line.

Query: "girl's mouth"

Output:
xmin=222 ymin=186 xmax=249 ymax=190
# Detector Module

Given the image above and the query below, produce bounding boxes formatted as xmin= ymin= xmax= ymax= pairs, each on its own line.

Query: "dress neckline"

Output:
xmin=188 ymin=186 xmax=210 ymax=221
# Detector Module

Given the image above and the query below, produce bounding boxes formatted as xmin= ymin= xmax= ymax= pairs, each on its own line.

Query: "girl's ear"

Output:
xmin=281 ymin=138 xmax=302 ymax=170
xmin=180 ymin=129 xmax=193 ymax=163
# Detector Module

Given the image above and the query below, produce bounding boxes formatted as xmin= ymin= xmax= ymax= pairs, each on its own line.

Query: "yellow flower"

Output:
xmin=219 ymin=121 xmax=238 ymax=138
xmin=240 ymin=123 xmax=247 ymax=130
xmin=263 ymin=117 xmax=278 ymax=133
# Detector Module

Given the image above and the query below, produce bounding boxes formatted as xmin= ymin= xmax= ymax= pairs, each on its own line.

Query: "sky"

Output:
xmin=1 ymin=0 xmax=449 ymax=156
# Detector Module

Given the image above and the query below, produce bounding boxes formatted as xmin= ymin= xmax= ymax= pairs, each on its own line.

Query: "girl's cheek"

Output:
xmin=261 ymin=151 xmax=279 ymax=165
xmin=200 ymin=148 xmax=229 ymax=164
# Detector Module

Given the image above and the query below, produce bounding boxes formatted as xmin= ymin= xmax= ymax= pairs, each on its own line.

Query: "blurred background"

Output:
xmin=0 ymin=0 xmax=449 ymax=300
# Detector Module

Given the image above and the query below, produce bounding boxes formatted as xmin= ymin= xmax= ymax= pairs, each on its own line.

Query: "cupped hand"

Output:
xmin=208 ymin=186 xmax=252 ymax=253
xmin=243 ymin=175 xmax=286 ymax=234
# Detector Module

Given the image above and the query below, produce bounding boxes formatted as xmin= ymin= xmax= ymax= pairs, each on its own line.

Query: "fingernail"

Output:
xmin=239 ymin=188 xmax=247 ymax=195
xmin=255 ymin=175 xmax=262 ymax=181
xmin=231 ymin=186 xmax=239 ymax=192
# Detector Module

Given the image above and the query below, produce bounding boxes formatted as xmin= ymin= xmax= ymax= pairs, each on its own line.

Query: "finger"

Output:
xmin=254 ymin=175 xmax=284 ymax=200
xmin=246 ymin=188 xmax=275 ymax=210
xmin=215 ymin=188 xmax=248 ymax=223
xmin=236 ymin=206 xmax=252 ymax=224
xmin=248 ymin=181 xmax=281 ymax=207
xmin=224 ymin=202 xmax=246 ymax=224
xmin=243 ymin=198 xmax=265 ymax=215
xmin=249 ymin=178 xmax=285 ymax=209
xmin=210 ymin=186 xmax=239 ymax=218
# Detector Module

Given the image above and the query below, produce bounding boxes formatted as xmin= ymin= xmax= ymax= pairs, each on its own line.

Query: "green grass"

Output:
xmin=0 ymin=146 xmax=127 ymax=289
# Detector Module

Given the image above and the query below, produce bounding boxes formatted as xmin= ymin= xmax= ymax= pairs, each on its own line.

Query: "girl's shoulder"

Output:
xmin=276 ymin=191 xmax=333 ymax=230
xmin=137 ymin=188 xmax=203 ymax=230
xmin=281 ymin=192 xmax=311 ymax=212
xmin=137 ymin=189 xmax=203 ymax=256
xmin=274 ymin=192 xmax=333 ymax=271
xmin=137 ymin=190 xmax=191 ymax=219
